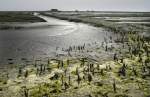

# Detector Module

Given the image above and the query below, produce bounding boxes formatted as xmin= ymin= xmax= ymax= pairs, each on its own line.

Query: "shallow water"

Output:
xmin=0 ymin=15 xmax=110 ymax=65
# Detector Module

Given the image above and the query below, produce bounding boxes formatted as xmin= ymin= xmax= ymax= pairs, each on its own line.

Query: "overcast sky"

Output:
xmin=0 ymin=0 xmax=149 ymax=11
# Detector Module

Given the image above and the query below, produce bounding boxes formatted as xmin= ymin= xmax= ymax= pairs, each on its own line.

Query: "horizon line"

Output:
xmin=0 ymin=10 xmax=150 ymax=12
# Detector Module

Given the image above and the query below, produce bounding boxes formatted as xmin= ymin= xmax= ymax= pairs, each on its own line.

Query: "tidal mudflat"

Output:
xmin=0 ymin=11 xmax=150 ymax=97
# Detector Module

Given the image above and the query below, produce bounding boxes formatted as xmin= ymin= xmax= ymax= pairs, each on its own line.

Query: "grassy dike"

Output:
xmin=0 ymin=12 xmax=46 ymax=22
xmin=0 ymin=12 xmax=46 ymax=30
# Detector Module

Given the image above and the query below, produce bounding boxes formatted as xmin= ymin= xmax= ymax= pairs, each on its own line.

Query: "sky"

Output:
xmin=0 ymin=0 xmax=150 ymax=12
